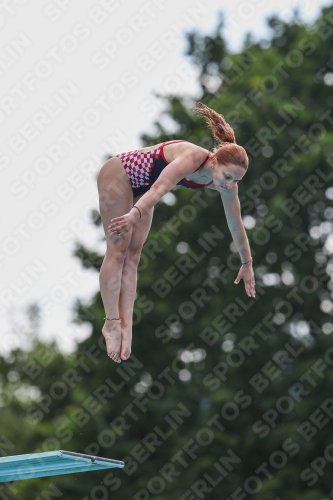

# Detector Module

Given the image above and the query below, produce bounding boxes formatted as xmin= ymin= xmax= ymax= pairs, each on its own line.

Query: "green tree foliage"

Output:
xmin=1 ymin=6 xmax=333 ymax=499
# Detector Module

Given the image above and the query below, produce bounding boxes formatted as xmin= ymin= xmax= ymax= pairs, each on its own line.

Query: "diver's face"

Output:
xmin=211 ymin=158 xmax=246 ymax=191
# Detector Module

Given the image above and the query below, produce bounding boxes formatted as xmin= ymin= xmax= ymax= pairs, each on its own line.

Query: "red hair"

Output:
xmin=191 ymin=101 xmax=248 ymax=170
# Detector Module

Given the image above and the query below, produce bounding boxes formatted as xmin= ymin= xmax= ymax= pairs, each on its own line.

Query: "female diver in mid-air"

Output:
xmin=97 ymin=102 xmax=256 ymax=363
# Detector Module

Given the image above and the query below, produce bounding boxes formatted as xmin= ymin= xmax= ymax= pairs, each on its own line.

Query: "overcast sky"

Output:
xmin=1 ymin=0 xmax=331 ymax=354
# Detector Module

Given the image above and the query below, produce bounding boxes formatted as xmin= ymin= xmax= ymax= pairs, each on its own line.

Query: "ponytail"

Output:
xmin=191 ymin=101 xmax=248 ymax=170
xmin=191 ymin=101 xmax=236 ymax=145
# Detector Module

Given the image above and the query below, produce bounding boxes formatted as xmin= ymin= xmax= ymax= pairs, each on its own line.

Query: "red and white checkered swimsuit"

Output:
xmin=116 ymin=140 xmax=213 ymax=197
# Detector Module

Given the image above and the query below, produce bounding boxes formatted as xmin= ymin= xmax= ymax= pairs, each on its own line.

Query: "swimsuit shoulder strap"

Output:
xmin=161 ymin=140 xmax=186 ymax=146
xmin=193 ymin=151 xmax=212 ymax=172
xmin=160 ymin=142 xmax=211 ymax=173
xmin=160 ymin=140 xmax=186 ymax=153
xmin=159 ymin=140 xmax=186 ymax=162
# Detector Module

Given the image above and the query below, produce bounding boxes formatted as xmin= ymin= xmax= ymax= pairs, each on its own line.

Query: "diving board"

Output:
xmin=0 ymin=450 xmax=124 ymax=482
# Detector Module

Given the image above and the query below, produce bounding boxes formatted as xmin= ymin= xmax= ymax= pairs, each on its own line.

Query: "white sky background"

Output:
xmin=1 ymin=0 xmax=332 ymax=355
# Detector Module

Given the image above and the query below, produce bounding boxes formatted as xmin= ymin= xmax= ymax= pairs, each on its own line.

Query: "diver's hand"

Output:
xmin=108 ymin=212 xmax=136 ymax=236
xmin=234 ymin=263 xmax=256 ymax=298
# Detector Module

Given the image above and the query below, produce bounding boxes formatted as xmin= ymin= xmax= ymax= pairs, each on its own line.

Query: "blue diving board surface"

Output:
xmin=0 ymin=450 xmax=124 ymax=482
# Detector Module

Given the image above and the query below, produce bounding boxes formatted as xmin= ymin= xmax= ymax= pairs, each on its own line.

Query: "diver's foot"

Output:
xmin=120 ymin=323 xmax=132 ymax=361
xmin=102 ymin=319 xmax=122 ymax=363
